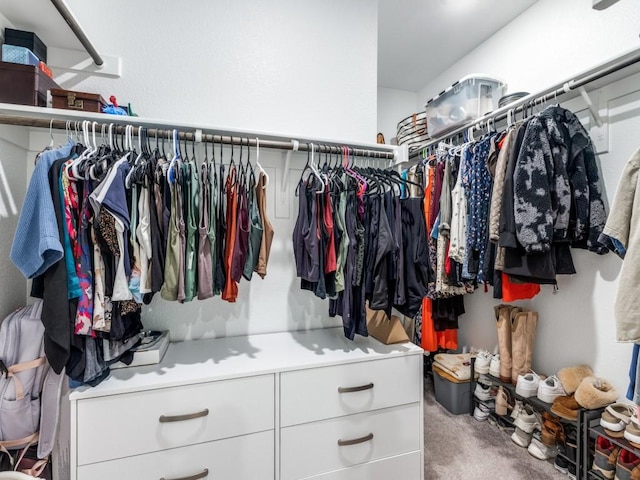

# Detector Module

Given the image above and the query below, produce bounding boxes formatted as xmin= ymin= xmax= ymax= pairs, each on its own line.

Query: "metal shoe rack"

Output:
xmin=469 ymin=359 xmax=603 ymax=479
xmin=584 ymin=413 xmax=640 ymax=479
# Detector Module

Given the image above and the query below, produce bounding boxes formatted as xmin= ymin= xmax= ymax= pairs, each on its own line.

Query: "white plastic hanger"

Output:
xmin=48 ymin=119 xmax=54 ymax=148
xmin=282 ymin=139 xmax=299 ymax=193
xmin=309 ymin=143 xmax=325 ymax=192
xmin=255 ymin=137 xmax=269 ymax=188
xmin=108 ymin=123 xmax=114 ymax=151
xmin=168 ymin=129 xmax=179 ymax=184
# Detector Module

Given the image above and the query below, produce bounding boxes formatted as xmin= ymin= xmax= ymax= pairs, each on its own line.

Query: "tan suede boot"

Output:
xmin=494 ymin=304 xmax=522 ymax=383
xmin=511 ymin=310 xmax=538 ymax=384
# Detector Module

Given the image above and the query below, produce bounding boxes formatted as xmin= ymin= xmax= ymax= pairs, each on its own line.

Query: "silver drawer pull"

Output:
xmin=338 ymin=433 xmax=374 ymax=446
xmin=159 ymin=408 xmax=209 ymax=423
xmin=160 ymin=468 xmax=209 ymax=480
xmin=338 ymin=382 xmax=374 ymax=393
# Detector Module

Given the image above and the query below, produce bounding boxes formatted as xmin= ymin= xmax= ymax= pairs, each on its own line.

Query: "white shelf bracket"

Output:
xmin=578 ymin=86 xmax=604 ymax=128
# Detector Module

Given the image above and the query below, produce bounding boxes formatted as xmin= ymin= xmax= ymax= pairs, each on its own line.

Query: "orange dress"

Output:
xmin=222 ymin=168 xmax=239 ymax=302
xmin=421 ymin=165 xmax=458 ymax=352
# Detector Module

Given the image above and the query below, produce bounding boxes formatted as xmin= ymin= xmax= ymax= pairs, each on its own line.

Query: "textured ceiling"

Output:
xmin=378 ymin=0 xmax=538 ymax=91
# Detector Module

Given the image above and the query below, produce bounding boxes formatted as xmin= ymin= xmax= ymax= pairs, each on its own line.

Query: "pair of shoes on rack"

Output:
xmin=515 ymin=371 xmax=540 ymax=398
xmin=599 ymin=402 xmax=640 ymax=447
xmin=551 ymin=395 xmax=581 ymax=421
xmin=476 ymin=350 xmax=501 ymax=378
xmin=592 ymin=435 xmax=621 ymax=479
xmin=527 ymin=430 xmax=557 ymax=460
xmin=513 ymin=404 xmax=540 ymax=434
xmin=511 ymin=426 xmax=532 ymax=448
xmin=489 ymin=354 xmax=501 ymax=378
xmin=495 ymin=385 xmax=514 ymax=416
xmin=541 ymin=411 xmax=564 ymax=446
xmin=537 ymin=375 xmax=566 ymax=403
xmin=554 ymin=455 xmax=569 ymax=474
xmin=474 ymin=382 xmax=497 ymax=402
xmin=473 ymin=403 xmax=491 ymax=422
xmin=593 ymin=435 xmax=640 ymax=480
xmin=474 ymin=350 xmax=493 ymax=375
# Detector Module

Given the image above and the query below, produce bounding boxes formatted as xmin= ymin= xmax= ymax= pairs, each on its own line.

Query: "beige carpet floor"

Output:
xmin=424 ymin=376 xmax=569 ymax=480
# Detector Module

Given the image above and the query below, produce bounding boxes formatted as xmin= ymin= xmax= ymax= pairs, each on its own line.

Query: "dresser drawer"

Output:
xmin=280 ymin=355 xmax=421 ymax=426
xmin=300 ymin=451 xmax=421 ymax=480
xmin=76 ymin=374 xmax=274 ymax=465
xmin=280 ymin=403 xmax=420 ymax=480
xmin=77 ymin=430 xmax=274 ymax=480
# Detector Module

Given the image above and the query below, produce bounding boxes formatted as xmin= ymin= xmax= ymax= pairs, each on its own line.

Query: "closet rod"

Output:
xmin=49 ymin=0 xmax=104 ymax=66
xmin=407 ymin=46 xmax=640 ymax=161
xmin=0 ymin=114 xmax=395 ymax=160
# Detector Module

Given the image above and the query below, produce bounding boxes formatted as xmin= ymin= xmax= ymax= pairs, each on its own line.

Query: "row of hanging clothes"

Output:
xmin=11 ymin=121 xmax=274 ymax=386
xmin=412 ymin=102 xmax=610 ymax=353
xmin=293 ymin=145 xmax=430 ymax=341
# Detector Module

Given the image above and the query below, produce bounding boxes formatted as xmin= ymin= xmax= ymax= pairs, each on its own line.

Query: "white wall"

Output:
xmin=8 ymin=0 xmax=379 ymax=341
xmin=377 ymin=87 xmax=418 ymax=145
xmin=417 ymin=0 xmax=640 ymax=107
xmin=0 ymin=126 xmax=28 ymax=319
xmin=411 ymin=0 xmax=640 ymax=401
xmin=59 ymin=0 xmax=378 ymax=144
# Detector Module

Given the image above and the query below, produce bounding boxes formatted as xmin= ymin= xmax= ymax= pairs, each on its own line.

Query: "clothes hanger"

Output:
xmin=342 ymin=146 xmax=366 ymax=194
xmin=168 ymin=129 xmax=179 ymax=184
xmin=245 ymin=137 xmax=256 ymax=188
xmin=255 ymin=137 xmax=268 ymax=188
xmin=309 ymin=143 xmax=326 ymax=193
xmin=295 ymin=145 xmax=316 ymax=196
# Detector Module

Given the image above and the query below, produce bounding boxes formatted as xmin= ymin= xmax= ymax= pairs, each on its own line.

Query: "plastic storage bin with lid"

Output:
xmin=424 ymin=74 xmax=506 ymax=138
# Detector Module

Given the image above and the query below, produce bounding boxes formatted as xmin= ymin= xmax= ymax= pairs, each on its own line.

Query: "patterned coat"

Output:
xmin=513 ymin=106 xmax=608 ymax=255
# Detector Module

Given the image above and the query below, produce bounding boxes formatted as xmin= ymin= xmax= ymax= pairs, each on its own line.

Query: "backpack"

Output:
xmin=0 ymin=300 xmax=64 ymax=475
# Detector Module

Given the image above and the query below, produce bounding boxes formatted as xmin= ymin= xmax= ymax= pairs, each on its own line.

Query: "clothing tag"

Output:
xmin=188 ymin=251 xmax=194 ymax=270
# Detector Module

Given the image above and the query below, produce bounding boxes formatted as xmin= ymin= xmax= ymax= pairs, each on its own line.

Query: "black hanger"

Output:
xmin=295 ymin=146 xmax=314 ymax=196
xmin=246 ymin=138 xmax=256 ymax=188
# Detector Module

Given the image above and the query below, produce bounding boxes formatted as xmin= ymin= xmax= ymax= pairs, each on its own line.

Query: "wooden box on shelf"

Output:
xmin=50 ymin=88 xmax=107 ymax=113
xmin=0 ymin=60 xmax=59 ymax=107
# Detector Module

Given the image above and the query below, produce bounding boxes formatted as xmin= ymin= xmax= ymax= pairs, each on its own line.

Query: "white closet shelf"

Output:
xmin=70 ymin=327 xmax=423 ymax=400
xmin=0 ymin=0 xmax=120 ymax=77
xmin=0 ymin=103 xmax=397 ymax=155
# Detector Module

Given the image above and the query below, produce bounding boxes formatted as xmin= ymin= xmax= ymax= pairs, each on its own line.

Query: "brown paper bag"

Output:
xmin=365 ymin=306 xmax=410 ymax=345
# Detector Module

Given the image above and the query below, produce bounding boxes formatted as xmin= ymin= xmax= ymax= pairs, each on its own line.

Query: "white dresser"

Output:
xmin=69 ymin=328 xmax=424 ymax=480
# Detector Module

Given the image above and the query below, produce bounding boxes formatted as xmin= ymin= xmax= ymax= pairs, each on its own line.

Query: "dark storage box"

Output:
xmin=5 ymin=28 xmax=47 ymax=63
xmin=0 ymin=61 xmax=59 ymax=107
xmin=51 ymin=88 xmax=107 ymax=113
xmin=433 ymin=365 xmax=472 ymax=415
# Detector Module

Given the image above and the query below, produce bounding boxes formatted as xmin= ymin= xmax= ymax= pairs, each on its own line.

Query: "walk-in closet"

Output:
xmin=0 ymin=1 xmax=639 ymax=479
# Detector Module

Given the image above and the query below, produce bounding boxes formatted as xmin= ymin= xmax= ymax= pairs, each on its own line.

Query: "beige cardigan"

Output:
xmin=603 ymin=148 xmax=640 ymax=342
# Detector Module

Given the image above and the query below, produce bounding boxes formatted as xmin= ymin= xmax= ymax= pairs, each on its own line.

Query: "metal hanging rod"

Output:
xmin=408 ymin=45 xmax=640 ymax=161
xmin=0 ymin=114 xmax=395 ymax=160
xmin=49 ymin=0 xmax=104 ymax=66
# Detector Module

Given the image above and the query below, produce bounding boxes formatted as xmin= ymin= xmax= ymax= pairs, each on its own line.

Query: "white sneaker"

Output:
xmin=511 ymin=427 xmax=532 ymax=448
xmin=528 ymin=437 xmax=557 ymax=460
xmin=474 ymin=351 xmax=492 ymax=375
xmin=474 ymin=403 xmax=491 ymax=422
xmin=537 ymin=375 xmax=566 ymax=403
xmin=511 ymin=400 xmax=524 ymax=420
xmin=513 ymin=404 xmax=540 ymax=434
xmin=474 ymin=382 xmax=497 ymax=402
xmin=489 ymin=354 xmax=501 ymax=378
xmin=515 ymin=372 xmax=540 ymax=398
